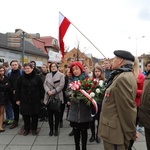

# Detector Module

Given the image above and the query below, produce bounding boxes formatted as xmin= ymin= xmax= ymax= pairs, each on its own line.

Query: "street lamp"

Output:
xmin=128 ymin=36 xmax=145 ymax=56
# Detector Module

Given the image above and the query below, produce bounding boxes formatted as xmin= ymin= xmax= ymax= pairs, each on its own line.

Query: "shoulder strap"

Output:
xmin=8 ymin=70 xmax=12 ymax=78
xmin=20 ymin=69 xmax=23 ymax=75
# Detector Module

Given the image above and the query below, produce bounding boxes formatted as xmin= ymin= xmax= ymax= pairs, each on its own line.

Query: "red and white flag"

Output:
xmin=59 ymin=12 xmax=71 ymax=58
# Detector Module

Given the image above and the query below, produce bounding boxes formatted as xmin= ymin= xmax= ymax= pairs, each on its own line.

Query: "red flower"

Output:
xmin=85 ymin=83 xmax=89 ymax=87
xmin=85 ymin=77 xmax=88 ymax=80
xmin=88 ymin=90 xmax=92 ymax=94
xmin=92 ymin=85 xmax=96 ymax=89
xmin=93 ymin=80 xmax=98 ymax=85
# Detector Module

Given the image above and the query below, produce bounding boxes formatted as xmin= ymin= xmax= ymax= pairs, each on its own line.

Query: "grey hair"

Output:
xmin=123 ymin=59 xmax=134 ymax=66
xmin=123 ymin=58 xmax=139 ymax=80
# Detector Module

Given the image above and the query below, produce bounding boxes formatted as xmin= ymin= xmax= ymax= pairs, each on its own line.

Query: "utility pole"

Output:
xmin=21 ymin=32 xmax=26 ymax=66
xmin=128 ymin=36 xmax=145 ymax=56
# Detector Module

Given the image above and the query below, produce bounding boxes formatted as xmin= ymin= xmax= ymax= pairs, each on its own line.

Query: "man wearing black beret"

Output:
xmin=98 ymin=50 xmax=138 ymax=150
xmin=114 ymin=50 xmax=135 ymax=62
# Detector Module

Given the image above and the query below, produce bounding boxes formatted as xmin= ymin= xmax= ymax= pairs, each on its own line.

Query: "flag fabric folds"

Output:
xmin=59 ymin=12 xmax=71 ymax=58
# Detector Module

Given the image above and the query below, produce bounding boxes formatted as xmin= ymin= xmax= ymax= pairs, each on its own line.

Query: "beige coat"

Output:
xmin=43 ymin=71 xmax=65 ymax=105
xmin=98 ymin=72 xmax=137 ymax=144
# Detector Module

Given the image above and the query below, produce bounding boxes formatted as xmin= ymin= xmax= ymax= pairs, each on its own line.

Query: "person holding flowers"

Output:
xmin=89 ymin=65 xmax=106 ymax=143
xmin=67 ymin=61 xmax=92 ymax=150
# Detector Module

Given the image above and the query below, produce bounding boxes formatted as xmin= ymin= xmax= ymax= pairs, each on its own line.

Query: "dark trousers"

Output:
xmin=145 ymin=127 xmax=150 ymax=150
xmin=66 ymin=104 xmax=70 ymax=119
xmin=47 ymin=108 xmax=60 ymax=131
xmin=23 ymin=114 xmax=38 ymax=131
xmin=74 ymin=128 xmax=88 ymax=150
xmin=90 ymin=117 xmax=100 ymax=136
xmin=12 ymin=100 xmax=19 ymax=122
xmin=60 ymin=103 xmax=65 ymax=122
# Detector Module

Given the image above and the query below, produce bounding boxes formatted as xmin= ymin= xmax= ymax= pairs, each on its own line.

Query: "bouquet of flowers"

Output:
xmin=68 ymin=78 xmax=106 ymax=106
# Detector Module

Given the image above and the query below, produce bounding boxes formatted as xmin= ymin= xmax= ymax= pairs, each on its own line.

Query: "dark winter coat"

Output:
xmin=15 ymin=71 xmax=44 ymax=115
xmin=8 ymin=69 xmax=22 ymax=100
xmin=39 ymin=72 xmax=48 ymax=83
xmin=67 ymin=72 xmax=92 ymax=123
xmin=0 ymin=75 xmax=10 ymax=105
xmin=139 ymin=73 xmax=150 ymax=129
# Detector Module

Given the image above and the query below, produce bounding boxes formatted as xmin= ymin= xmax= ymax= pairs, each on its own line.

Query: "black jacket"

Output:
xmin=15 ymin=71 xmax=44 ymax=115
xmin=0 ymin=75 xmax=10 ymax=105
xmin=8 ymin=69 xmax=22 ymax=99
xmin=139 ymin=73 xmax=150 ymax=129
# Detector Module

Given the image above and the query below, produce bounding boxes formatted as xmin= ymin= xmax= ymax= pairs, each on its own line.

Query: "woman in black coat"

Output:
xmin=15 ymin=63 xmax=44 ymax=136
xmin=0 ymin=66 xmax=10 ymax=132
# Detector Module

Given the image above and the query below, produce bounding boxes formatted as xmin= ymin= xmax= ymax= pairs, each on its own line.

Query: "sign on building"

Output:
xmin=48 ymin=51 xmax=61 ymax=62
xmin=6 ymin=32 xmax=21 ymax=48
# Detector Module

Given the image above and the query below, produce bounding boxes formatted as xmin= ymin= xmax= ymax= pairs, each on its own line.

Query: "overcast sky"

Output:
xmin=1 ymin=0 xmax=150 ymax=58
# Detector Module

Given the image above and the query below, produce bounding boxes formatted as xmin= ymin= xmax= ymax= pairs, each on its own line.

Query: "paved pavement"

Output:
xmin=0 ymin=115 xmax=147 ymax=150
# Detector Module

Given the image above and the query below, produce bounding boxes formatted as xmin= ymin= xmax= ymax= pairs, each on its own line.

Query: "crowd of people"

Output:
xmin=0 ymin=50 xmax=150 ymax=150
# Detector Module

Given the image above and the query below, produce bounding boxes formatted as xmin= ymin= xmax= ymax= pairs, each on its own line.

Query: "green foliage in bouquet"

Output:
xmin=67 ymin=78 xmax=106 ymax=106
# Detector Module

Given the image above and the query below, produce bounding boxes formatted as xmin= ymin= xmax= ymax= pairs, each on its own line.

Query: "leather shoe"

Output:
xmin=0 ymin=129 xmax=5 ymax=133
xmin=69 ymin=130 xmax=74 ymax=136
xmin=54 ymin=130 xmax=58 ymax=136
xmin=32 ymin=130 xmax=37 ymax=136
xmin=96 ymin=135 xmax=101 ymax=143
xmin=49 ymin=131 xmax=53 ymax=136
xmin=9 ymin=121 xmax=18 ymax=129
xmin=89 ymin=135 xmax=95 ymax=142
xmin=23 ymin=130 xmax=29 ymax=136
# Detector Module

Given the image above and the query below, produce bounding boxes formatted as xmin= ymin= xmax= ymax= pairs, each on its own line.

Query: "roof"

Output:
xmin=40 ymin=36 xmax=53 ymax=46
xmin=0 ymin=33 xmax=48 ymax=57
xmin=32 ymin=39 xmax=48 ymax=54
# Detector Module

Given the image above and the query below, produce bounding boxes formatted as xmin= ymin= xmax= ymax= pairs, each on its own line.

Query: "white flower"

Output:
xmin=90 ymin=92 xmax=95 ymax=97
xmin=96 ymin=88 xmax=100 ymax=93
xmin=99 ymin=80 xmax=104 ymax=87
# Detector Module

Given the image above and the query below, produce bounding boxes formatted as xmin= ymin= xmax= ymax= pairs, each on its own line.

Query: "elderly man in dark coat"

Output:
xmin=98 ymin=50 xmax=138 ymax=150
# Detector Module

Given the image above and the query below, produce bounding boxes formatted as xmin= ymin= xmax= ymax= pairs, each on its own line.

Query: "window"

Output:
xmin=0 ymin=59 xmax=4 ymax=63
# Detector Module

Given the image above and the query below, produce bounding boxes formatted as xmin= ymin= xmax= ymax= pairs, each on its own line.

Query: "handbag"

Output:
xmin=47 ymin=96 xmax=62 ymax=112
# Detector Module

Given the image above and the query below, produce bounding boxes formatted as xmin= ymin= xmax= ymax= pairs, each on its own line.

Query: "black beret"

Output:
xmin=114 ymin=50 xmax=135 ymax=62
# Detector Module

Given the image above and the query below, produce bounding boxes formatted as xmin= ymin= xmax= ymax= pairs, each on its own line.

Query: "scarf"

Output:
xmin=105 ymin=64 xmax=133 ymax=89
xmin=73 ymin=72 xmax=86 ymax=81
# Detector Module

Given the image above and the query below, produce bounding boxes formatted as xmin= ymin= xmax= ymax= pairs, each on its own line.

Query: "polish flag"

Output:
xmin=59 ymin=12 xmax=71 ymax=58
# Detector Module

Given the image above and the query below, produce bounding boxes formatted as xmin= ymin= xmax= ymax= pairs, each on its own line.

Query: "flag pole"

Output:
xmin=71 ymin=23 xmax=106 ymax=58
xmin=59 ymin=12 xmax=106 ymax=58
